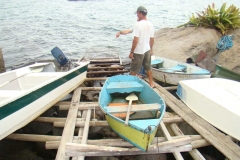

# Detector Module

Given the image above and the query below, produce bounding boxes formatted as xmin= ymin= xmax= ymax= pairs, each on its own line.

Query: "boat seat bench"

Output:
xmin=159 ymin=64 xmax=187 ymax=73
xmin=106 ymin=81 xmax=144 ymax=93
xmin=106 ymin=103 xmax=161 ymax=113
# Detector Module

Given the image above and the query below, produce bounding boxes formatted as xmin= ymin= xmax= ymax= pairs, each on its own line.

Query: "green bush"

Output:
xmin=179 ymin=3 xmax=240 ymax=35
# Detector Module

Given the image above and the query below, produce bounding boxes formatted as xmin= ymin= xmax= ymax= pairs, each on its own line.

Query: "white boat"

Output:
xmin=176 ymin=78 xmax=240 ymax=140
xmin=0 ymin=62 xmax=89 ymax=140
xmin=151 ymin=56 xmax=211 ymax=85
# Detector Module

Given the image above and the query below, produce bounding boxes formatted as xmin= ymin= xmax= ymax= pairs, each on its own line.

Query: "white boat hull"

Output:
xmin=177 ymin=78 xmax=240 ymax=140
xmin=0 ymin=63 xmax=88 ymax=140
xmin=152 ymin=69 xmax=210 ymax=85
xmin=151 ymin=56 xmax=211 ymax=85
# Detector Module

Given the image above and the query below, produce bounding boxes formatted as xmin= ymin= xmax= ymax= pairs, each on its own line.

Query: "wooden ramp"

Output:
xmin=4 ymin=56 xmax=240 ymax=160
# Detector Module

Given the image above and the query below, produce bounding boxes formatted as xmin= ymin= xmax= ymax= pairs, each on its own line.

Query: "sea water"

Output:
xmin=0 ymin=0 xmax=239 ymax=69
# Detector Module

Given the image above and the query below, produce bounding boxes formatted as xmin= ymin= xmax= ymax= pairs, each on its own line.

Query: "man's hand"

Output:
xmin=116 ymin=32 xmax=120 ymax=38
xmin=129 ymin=52 xmax=134 ymax=59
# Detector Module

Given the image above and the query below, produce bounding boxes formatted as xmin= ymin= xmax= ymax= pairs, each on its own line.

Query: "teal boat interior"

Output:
xmin=151 ymin=57 xmax=211 ymax=75
xmin=99 ymin=75 xmax=166 ymax=133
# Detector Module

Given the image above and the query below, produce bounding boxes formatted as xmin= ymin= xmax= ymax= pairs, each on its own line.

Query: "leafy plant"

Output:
xmin=178 ymin=3 xmax=240 ymax=35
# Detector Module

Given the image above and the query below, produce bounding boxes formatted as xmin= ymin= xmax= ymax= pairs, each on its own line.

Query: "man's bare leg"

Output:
xmin=146 ymin=70 xmax=155 ymax=88
xmin=130 ymin=71 xmax=137 ymax=76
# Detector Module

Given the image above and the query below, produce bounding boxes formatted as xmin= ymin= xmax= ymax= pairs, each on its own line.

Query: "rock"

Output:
xmin=88 ymin=126 xmax=104 ymax=139
xmin=153 ymin=27 xmax=240 ymax=73
xmin=23 ymin=121 xmax=52 ymax=135
xmin=34 ymin=142 xmax=56 ymax=159
xmin=0 ymin=139 xmax=34 ymax=160
xmin=86 ymin=157 xmax=119 ymax=160
xmin=122 ymin=154 xmax=167 ymax=160
xmin=5 ymin=149 xmax=43 ymax=160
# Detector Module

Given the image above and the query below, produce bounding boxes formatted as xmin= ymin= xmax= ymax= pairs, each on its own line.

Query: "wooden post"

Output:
xmin=0 ymin=48 xmax=5 ymax=73
xmin=55 ymin=88 xmax=82 ymax=160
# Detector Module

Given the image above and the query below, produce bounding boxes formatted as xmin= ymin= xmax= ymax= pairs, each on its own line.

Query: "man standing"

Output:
xmin=129 ymin=6 xmax=154 ymax=87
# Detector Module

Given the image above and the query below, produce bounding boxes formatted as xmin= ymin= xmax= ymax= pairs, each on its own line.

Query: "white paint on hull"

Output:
xmin=0 ymin=63 xmax=88 ymax=140
xmin=152 ymin=69 xmax=210 ymax=85
xmin=151 ymin=56 xmax=211 ymax=85
xmin=177 ymin=78 xmax=240 ymax=140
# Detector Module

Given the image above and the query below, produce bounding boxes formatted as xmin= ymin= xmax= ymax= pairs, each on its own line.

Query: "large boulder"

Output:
xmin=153 ymin=27 xmax=240 ymax=73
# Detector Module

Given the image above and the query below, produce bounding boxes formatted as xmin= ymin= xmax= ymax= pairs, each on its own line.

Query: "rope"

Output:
xmin=213 ymin=35 xmax=234 ymax=62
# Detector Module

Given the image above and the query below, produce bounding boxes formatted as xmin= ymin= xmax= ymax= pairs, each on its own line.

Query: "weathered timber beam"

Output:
xmin=85 ymin=77 xmax=107 ymax=81
xmin=87 ymin=70 xmax=128 ymax=75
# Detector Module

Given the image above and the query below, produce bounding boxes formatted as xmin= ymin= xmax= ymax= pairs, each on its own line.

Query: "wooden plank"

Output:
xmin=85 ymin=77 xmax=107 ymax=81
xmin=66 ymin=137 xmax=191 ymax=153
xmin=55 ymin=88 xmax=82 ymax=160
xmin=163 ymin=86 xmax=178 ymax=90
xmin=55 ymin=101 xmax=71 ymax=106
xmin=88 ymin=66 xmax=124 ymax=70
xmin=87 ymin=70 xmax=128 ymax=75
xmin=38 ymin=117 xmax=183 ymax=127
xmin=90 ymin=59 xmax=120 ymax=63
xmin=106 ymin=103 xmax=160 ymax=113
xmin=66 ymin=144 xmax=192 ymax=157
xmin=145 ymin=78 xmax=240 ymax=159
xmin=79 ymin=87 xmax=102 ymax=91
xmin=77 ymin=109 xmax=91 ymax=160
xmin=48 ymin=139 xmax=205 ymax=150
xmin=47 ymin=137 xmax=203 ymax=150
xmin=167 ymin=113 xmax=206 ymax=160
xmin=119 ymin=55 xmax=122 ymax=65
xmin=90 ymin=63 xmax=119 ymax=66
xmin=59 ymin=102 xmax=99 ymax=110
xmin=6 ymin=133 xmax=203 ymax=148
xmin=160 ymin=121 xmax=184 ymax=160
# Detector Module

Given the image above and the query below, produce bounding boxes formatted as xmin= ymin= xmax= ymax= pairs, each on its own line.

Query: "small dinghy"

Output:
xmin=176 ymin=78 xmax=240 ymax=140
xmin=151 ymin=56 xmax=211 ymax=85
xmin=99 ymin=75 xmax=166 ymax=151
xmin=0 ymin=61 xmax=89 ymax=140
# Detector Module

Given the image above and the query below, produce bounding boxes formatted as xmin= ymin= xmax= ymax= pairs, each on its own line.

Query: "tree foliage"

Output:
xmin=179 ymin=3 xmax=240 ymax=35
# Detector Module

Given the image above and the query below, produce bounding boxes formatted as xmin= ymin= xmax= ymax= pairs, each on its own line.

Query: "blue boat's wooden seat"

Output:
xmin=106 ymin=103 xmax=161 ymax=113
xmin=160 ymin=64 xmax=187 ymax=72
xmin=106 ymin=81 xmax=144 ymax=93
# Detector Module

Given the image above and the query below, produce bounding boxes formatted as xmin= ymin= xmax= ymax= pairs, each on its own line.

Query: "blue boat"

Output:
xmin=98 ymin=75 xmax=166 ymax=151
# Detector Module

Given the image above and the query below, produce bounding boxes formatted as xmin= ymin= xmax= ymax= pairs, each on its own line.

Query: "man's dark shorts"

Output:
xmin=130 ymin=50 xmax=151 ymax=74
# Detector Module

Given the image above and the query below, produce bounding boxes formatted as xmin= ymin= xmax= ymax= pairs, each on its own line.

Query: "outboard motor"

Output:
xmin=51 ymin=47 xmax=69 ymax=66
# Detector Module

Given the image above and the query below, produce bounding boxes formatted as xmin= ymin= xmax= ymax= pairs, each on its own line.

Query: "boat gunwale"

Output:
xmin=0 ymin=63 xmax=89 ymax=120
xmin=152 ymin=68 xmax=211 ymax=76
xmin=98 ymin=75 xmax=166 ymax=134
xmin=152 ymin=56 xmax=211 ymax=75
xmin=0 ymin=62 xmax=89 ymax=107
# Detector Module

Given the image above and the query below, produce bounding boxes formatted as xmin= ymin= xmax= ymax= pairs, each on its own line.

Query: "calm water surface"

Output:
xmin=0 ymin=0 xmax=240 ymax=68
